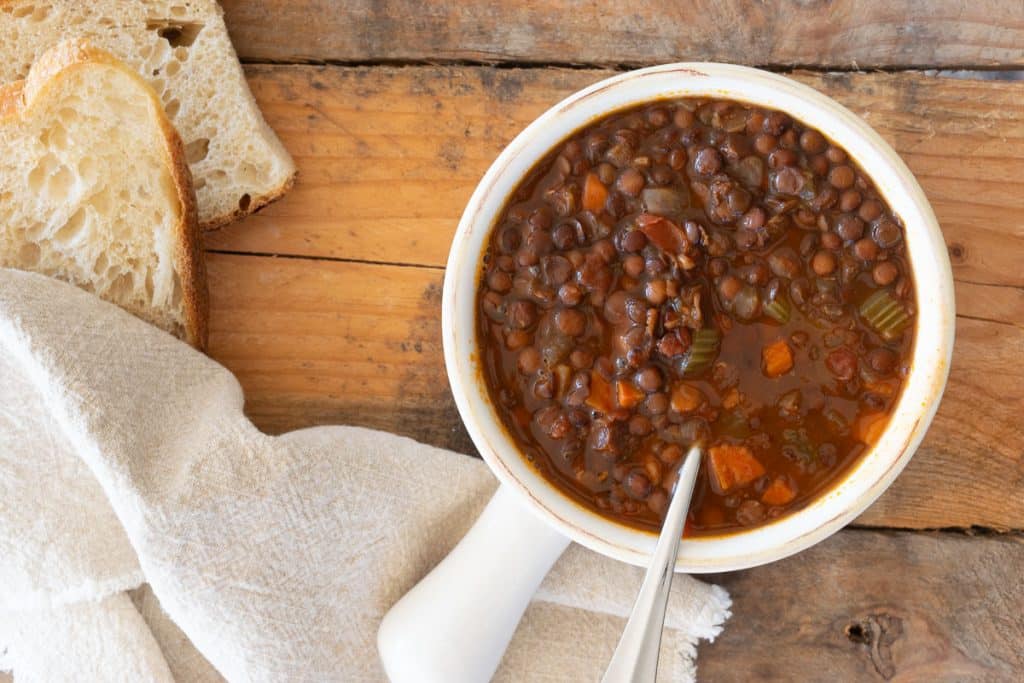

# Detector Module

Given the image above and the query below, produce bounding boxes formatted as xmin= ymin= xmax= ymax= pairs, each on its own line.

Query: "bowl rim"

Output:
xmin=442 ymin=62 xmax=955 ymax=572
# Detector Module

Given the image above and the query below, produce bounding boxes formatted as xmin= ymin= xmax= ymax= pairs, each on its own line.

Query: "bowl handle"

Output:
xmin=377 ymin=484 xmax=570 ymax=682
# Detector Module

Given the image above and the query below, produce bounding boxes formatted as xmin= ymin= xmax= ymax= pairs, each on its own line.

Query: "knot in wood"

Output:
xmin=845 ymin=613 xmax=904 ymax=679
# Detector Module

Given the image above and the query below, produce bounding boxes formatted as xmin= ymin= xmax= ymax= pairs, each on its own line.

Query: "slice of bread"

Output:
xmin=0 ymin=41 xmax=207 ymax=348
xmin=0 ymin=0 xmax=296 ymax=230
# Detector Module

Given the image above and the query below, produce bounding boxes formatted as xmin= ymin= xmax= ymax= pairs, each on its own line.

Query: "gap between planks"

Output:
xmin=236 ymin=56 xmax=1024 ymax=77
xmin=218 ymin=0 xmax=1024 ymax=71
xmin=205 ymin=248 xmax=445 ymax=271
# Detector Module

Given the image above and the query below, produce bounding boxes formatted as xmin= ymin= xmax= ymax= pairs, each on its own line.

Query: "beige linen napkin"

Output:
xmin=0 ymin=268 xmax=730 ymax=682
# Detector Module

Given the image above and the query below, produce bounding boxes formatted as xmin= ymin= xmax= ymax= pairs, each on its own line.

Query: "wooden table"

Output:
xmin=206 ymin=3 xmax=1024 ymax=679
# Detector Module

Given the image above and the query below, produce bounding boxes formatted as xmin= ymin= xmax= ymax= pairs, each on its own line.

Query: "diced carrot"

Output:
xmin=761 ymin=477 xmax=797 ymax=506
xmin=762 ymin=338 xmax=794 ymax=378
xmin=585 ymin=370 xmax=614 ymax=413
xmin=582 ymin=172 xmax=608 ymax=213
xmin=721 ymin=387 xmax=742 ymax=410
xmin=616 ymin=379 xmax=645 ymax=408
xmin=708 ymin=444 xmax=766 ymax=493
xmin=854 ymin=412 xmax=887 ymax=444
xmin=671 ymin=382 xmax=704 ymax=413
xmin=638 ymin=214 xmax=686 ymax=253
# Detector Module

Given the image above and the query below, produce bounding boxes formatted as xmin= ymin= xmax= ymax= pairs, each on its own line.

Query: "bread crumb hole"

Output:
xmin=170 ymin=5 xmax=187 ymax=17
xmin=41 ymin=122 xmax=69 ymax=150
xmin=90 ymin=188 xmax=112 ymax=214
xmin=54 ymin=207 xmax=88 ymax=245
xmin=77 ymin=157 xmax=97 ymax=182
xmin=239 ymin=193 xmax=251 ymax=211
xmin=184 ymin=138 xmax=209 ymax=164
xmin=12 ymin=5 xmax=33 ymax=19
xmin=193 ymin=177 xmax=207 ymax=190
xmin=25 ymin=222 xmax=45 ymax=241
xmin=57 ymin=107 xmax=78 ymax=125
xmin=27 ymin=155 xmax=56 ymax=191
xmin=174 ymin=46 xmax=189 ymax=62
xmin=165 ymin=98 xmax=181 ymax=119
xmin=18 ymin=243 xmax=41 ymax=267
xmin=165 ymin=60 xmax=181 ymax=77
xmin=93 ymin=252 xmax=109 ymax=276
xmin=47 ymin=165 xmax=75 ymax=202
xmin=30 ymin=5 xmax=48 ymax=21
xmin=147 ymin=20 xmax=204 ymax=48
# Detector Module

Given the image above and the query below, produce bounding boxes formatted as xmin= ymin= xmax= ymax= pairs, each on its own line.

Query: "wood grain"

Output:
xmin=205 ymin=252 xmax=471 ymax=453
xmin=219 ymin=1 xmax=1024 ymax=69
xmin=206 ymin=252 xmax=1024 ymax=531
xmin=698 ymin=529 xmax=1024 ymax=681
xmin=208 ymin=65 xmax=1024 ymax=295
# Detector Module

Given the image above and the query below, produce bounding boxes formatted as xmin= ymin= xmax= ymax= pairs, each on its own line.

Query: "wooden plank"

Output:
xmin=698 ymin=529 xmax=1024 ymax=681
xmin=206 ymin=252 xmax=1024 ymax=531
xmin=208 ymin=65 xmax=1024 ymax=295
xmin=219 ymin=1 xmax=1024 ymax=68
xmin=206 ymin=251 xmax=474 ymax=455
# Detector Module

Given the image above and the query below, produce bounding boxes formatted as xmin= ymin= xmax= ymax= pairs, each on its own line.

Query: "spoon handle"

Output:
xmin=601 ymin=445 xmax=702 ymax=683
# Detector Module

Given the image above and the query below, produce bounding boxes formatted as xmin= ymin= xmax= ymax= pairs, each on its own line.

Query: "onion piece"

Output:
xmin=641 ymin=187 xmax=689 ymax=218
xmin=732 ymin=285 xmax=762 ymax=321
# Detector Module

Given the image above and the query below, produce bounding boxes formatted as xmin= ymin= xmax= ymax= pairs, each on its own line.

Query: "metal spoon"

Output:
xmin=601 ymin=444 xmax=702 ymax=683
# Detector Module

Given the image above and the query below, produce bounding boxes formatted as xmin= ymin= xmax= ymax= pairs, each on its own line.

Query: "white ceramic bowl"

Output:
xmin=379 ymin=63 xmax=955 ymax=683
xmin=442 ymin=62 xmax=954 ymax=572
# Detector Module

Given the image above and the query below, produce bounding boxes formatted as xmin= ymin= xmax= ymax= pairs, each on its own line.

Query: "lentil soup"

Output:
xmin=476 ymin=98 xmax=916 ymax=535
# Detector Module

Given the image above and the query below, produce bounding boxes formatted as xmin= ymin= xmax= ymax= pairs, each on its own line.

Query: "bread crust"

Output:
xmin=2 ymin=40 xmax=209 ymax=349
xmin=199 ymin=169 xmax=297 ymax=232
